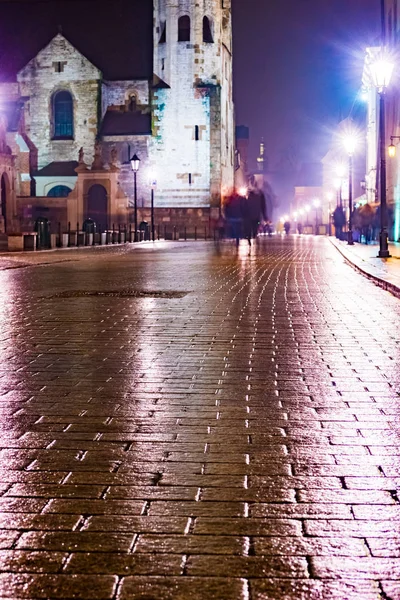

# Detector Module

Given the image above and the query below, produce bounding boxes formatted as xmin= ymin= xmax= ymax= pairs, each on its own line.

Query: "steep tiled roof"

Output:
xmin=34 ymin=161 xmax=79 ymax=177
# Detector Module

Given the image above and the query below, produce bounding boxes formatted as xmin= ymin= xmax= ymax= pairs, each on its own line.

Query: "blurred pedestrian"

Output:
xmin=284 ymin=221 xmax=291 ymax=235
xmin=224 ymin=191 xmax=244 ymax=247
xmin=242 ymin=184 xmax=267 ymax=246
xmin=297 ymin=222 xmax=303 ymax=234
xmin=333 ymin=206 xmax=346 ymax=240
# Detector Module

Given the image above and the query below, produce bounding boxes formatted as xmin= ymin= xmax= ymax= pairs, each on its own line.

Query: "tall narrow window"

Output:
xmin=178 ymin=15 xmax=190 ymax=42
xmin=53 ymin=90 xmax=73 ymax=139
xmin=159 ymin=22 xmax=166 ymax=43
xmin=203 ymin=17 xmax=213 ymax=43
xmin=195 ymin=125 xmax=200 ymax=141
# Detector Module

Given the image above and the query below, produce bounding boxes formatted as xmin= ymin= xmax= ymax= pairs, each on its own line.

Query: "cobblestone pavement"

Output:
xmin=0 ymin=236 xmax=399 ymax=599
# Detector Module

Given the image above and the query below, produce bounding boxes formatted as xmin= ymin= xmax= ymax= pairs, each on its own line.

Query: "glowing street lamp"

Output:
xmin=371 ymin=52 xmax=395 ymax=257
xmin=389 ymin=141 xmax=397 ymax=158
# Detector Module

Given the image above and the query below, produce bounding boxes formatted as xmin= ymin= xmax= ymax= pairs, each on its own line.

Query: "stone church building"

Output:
xmin=0 ymin=0 xmax=234 ymax=234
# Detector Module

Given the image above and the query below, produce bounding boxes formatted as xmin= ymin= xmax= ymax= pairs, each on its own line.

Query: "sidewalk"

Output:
xmin=330 ymin=238 xmax=400 ymax=298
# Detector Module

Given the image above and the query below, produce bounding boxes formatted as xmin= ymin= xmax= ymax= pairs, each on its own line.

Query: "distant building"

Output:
xmin=235 ymin=125 xmax=249 ymax=190
xmin=292 ymin=162 xmax=323 ymax=231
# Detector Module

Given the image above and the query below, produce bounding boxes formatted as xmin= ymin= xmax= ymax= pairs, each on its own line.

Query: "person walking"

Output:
xmin=333 ymin=205 xmax=346 ymax=240
xmin=224 ymin=191 xmax=244 ymax=247
xmin=242 ymin=184 xmax=267 ymax=246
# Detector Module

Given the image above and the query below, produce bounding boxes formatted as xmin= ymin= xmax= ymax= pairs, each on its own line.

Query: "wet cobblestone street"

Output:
xmin=0 ymin=236 xmax=399 ymax=599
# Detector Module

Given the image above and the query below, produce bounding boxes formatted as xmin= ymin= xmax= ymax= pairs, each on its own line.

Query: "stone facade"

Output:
xmin=152 ymin=0 xmax=234 ymax=213
xmin=0 ymin=0 xmax=235 ymax=232
xmin=18 ymin=35 xmax=101 ymax=170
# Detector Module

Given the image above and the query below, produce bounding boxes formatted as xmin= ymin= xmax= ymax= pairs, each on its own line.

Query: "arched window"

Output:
xmin=53 ymin=91 xmax=73 ymax=139
xmin=203 ymin=16 xmax=213 ymax=43
xmin=178 ymin=15 xmax=191 ymax=42
xmin=47 ymin=185 xmax=71 ymax=197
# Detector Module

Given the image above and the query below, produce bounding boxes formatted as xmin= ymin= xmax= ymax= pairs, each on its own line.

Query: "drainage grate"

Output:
xmin=46 ymin=290 xmax=188 ymax=299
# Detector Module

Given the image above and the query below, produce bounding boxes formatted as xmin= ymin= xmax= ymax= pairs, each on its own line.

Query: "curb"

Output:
xmin=330 ymin=239 xmax=400 ymax=300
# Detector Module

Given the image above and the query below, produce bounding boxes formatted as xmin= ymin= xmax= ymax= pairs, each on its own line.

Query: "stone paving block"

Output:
xmin=297 ymin=489 xmax=395 ymax=504
xmin=16 ymin=531 xmax=135 ymax=553
xmin=311 ymin=556 xmax=400 ymax=579
xmin=353 ymin=505 xmax=400 ymax=520
xmin=4 ymin=483 xmax=106 ymax=499
xmin=85 ymin=516 xmax=187 ymax=534
xmin=0 ymin=551 xmax=67 ymax=573
xmin=0 ymin=513 xmax=79 ymax=531
xmin=201 ymin=487 xmax=296 ymax=503
xmin=253 ymin=536 xmax=369 ymax=556
xmin=304 ymin=519 xmax=400 ymax=538
xmin=250 ymin=578 xmax=381 ymax=600
xmin=249 ymin=475 xmax=343 ymax=489
xmin=194 ymin=517 xmax=302 ymax=537
xmin=106 ymin=485 xmax=198 ymax=501
xmin=0 ymin=573 xmax=117 ymax=598
xmin=148 ymin=501 xmax=246 ymax=518
xmin=251 ymin=503 xmax=353 ymax=519
xmin=66 ymin=552 xmax=183 ymax=575
xmin=186 ymin=555 xmax=309 ymax=578
xmin=117 ymin=576 xmax=246 ymax=600
xmin=136 ymin=534 xmax=246 ymax=555
xmin=44 ymin=498 xmax=146 ymax=515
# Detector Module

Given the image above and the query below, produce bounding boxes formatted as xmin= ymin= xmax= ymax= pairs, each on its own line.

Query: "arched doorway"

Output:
xmin=85 ymin=184 xmax=108 ymax=231
xmin=0 ymin=173 xmax=9 ymax=233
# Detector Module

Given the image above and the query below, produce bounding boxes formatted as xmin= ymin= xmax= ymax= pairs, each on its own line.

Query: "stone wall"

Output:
xmin=152 ymin=0 xmax=234 ymax=211
xmin=17 ymin=34 xmax=101 ymax=169
xmin=101 ymin=80 xmax=150 ymax=117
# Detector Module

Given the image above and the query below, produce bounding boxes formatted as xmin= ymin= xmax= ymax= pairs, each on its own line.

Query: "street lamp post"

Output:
xmin=149 ymin=170 xmax=157 ymax=242
xmin=130 ymin=153 xmax=140 ymax=242
xmin=326 ymin=192 xmax=334 ymax=236
xmin=370 ymin=53 xmax=394 ymax=258
xmin=342 ymin=136 xmax=357 ymax=246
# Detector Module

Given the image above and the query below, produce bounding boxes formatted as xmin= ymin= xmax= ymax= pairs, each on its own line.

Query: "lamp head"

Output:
xmin=130 ymin=153 xmax=140 ymax=172
xmin=370 ymin=54 xmax=395 ymax=91
xmin=342 ymin=134 xmax=357 ymax=156
xmin=389 ymin=143 xmax=397 ymax=159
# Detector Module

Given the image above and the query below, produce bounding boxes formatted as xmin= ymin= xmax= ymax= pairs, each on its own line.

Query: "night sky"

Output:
xmin=0 ymin=0 xmax=380 ymax=169
xmin=232 ymin=0 xmax=380 ymax=168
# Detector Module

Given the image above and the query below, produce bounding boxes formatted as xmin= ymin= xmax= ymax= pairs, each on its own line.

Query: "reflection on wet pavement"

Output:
xmin=0 ymin=236 xmax=398 ymax=598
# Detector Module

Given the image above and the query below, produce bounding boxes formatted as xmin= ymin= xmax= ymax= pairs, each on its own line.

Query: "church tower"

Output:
xmin=151 ymin=0 xmax=234 ymax=218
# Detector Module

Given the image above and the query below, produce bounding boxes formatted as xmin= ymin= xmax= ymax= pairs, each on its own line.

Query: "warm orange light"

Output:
xmin=389 ymin=144 xmax=396 ymax=158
